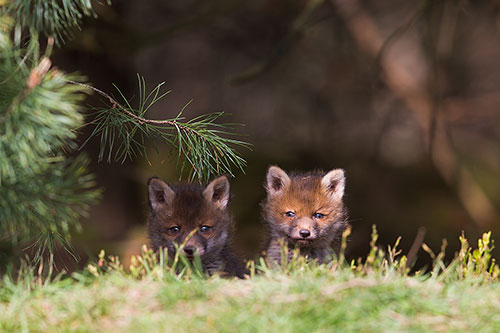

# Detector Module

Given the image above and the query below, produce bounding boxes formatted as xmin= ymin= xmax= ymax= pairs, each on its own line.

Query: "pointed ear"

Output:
xmin=148 ymin=177 xmax=175 ymax=211
xmin=203 ymin=176 xmax=230 ymax=210
xmin=266 ymin=165 xmax=290 ymax=196
xmin=321 ymin=169 xmax=345 ymax=200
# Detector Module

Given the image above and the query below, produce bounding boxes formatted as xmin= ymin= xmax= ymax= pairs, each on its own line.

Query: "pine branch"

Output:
xmin=74 ymin=75 xmax=251 ymax=182
xmin=0 ymin=155 xmax=100 ymax=243
xmin=3 ymin=0 xmax=111 ymax=44
xmin=0 ymin=26 xmax=100 ymax=262
xmin=67 ymin=80 xmax=172 ymax=126
xmin=231 ymin=0 xmax=323 ymax=84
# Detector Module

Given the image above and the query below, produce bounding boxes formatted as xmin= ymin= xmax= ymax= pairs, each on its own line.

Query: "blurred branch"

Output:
xmin=231 ymin=0 xmax=324 ymax=84
xmin=331 ymin=0 xmax=497 ymax=226
xmin=70 ymin=0 xmax=243 ymax=53
xmin=406 ymin=227 xmax=426 ymax=269
xmin=374 ymin=0 xmax=429 ymax=77
xmin=136 ymin=1 xmax=242 ymax=50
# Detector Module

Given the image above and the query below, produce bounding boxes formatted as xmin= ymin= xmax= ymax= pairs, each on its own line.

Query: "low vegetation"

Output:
xmin=1 ymin=227 xmax=499 ymax=332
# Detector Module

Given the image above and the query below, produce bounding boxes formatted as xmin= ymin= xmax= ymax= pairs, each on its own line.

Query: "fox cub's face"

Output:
xmin=263 ymin=166 xmax=346 ymax=248
xmin=147 ymin=176 xmax=231 ymax=260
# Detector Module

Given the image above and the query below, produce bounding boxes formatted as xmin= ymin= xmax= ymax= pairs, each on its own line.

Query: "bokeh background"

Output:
xmin=51 ymin=0 xmax=500 ymax=269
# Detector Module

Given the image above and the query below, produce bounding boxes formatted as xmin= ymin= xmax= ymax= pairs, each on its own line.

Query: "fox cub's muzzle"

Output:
xmin=290 ymin=219 xmax=317 ymax=241
xmin=180 ymin=236 xmax=205 ymax=257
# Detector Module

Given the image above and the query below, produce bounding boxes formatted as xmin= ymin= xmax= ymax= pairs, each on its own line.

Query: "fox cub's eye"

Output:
xmin=169 ymin=226 xmax=181 ymax=234
xmin=313 ymin=213 xmax=324 ymax=219
xmin=285 ymin=211 xmax=296 ymax=218
xmin=199 ymin=225 xmax=212 ymax=233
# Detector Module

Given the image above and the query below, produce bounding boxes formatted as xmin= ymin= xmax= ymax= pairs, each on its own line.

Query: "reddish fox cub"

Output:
xmin=263 ymin=165 xmax=349 ymax=264
xmin=147 ymin=176 xmax=246 ymax=278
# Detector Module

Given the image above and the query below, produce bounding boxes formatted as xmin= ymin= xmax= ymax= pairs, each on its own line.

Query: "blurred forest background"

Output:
xmin=27 ymin=0 xmax=500 ymax=269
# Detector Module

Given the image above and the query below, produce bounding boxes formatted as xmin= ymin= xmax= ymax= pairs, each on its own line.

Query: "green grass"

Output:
xmin=1 ymin=227 xmax=500 ymax=332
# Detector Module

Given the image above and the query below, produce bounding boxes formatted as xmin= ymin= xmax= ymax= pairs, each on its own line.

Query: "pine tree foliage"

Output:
xmin=78 ymin=75 xmax=251 ymax=182
xmin=0 ymin=21 xmax=100 ymax=250
xmin=3 ymin=0 xmax=110 ymax=43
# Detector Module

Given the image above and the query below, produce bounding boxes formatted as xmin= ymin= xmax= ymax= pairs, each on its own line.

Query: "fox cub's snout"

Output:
xmin=263 ymin=165 xmax=349 ymax=263
xmin=147 ymin=176 xmax=245 ymax=278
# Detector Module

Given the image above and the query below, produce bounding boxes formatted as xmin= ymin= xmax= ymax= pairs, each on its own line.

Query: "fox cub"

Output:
xmin=147 ymin=176 xmax=246 ymax=278
xmin=263 ymin=165 xmax=349 ymax=264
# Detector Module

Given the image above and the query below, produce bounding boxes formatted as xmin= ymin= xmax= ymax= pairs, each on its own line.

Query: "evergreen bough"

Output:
xmin=0 ymin=15 xmax=99 ymax=260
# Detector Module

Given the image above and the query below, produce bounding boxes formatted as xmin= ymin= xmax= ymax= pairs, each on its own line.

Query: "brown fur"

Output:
xmin=147 ymin=176 xmax=246 ymax=278
xmin=262 ymin=166 xmax=349 ymax=264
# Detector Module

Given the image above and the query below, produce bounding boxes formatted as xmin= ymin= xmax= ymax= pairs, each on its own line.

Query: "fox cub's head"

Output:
xmin=263 ymin=166 xmax=346 ymax=248
xmin=147 ymin=176 xmax=232 ymax=260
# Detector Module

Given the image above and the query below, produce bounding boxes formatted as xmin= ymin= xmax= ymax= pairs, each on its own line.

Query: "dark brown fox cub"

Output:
xmin=147 ymin=176 xmax=245 ymax=278
xmin=263 ymin=166 xmax=349 ymax=264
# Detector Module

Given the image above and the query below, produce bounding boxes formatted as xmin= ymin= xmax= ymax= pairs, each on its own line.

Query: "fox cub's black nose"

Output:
xmin=299 ymin=229 xmax=311 ymax=238
xmin=184 ymin=245 xmax=196 ymax=255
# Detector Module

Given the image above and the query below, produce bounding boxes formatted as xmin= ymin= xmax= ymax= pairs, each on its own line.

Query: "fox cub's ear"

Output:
xmin=148 ymin=177 xmax=175 ymax=211
xmin=321 ymin=169 xmax=345 ymax=201
xmin=266 ymin=165 xmax=291 ymax=196
xmin=203 ymin=176 xmax=230 ymax=210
